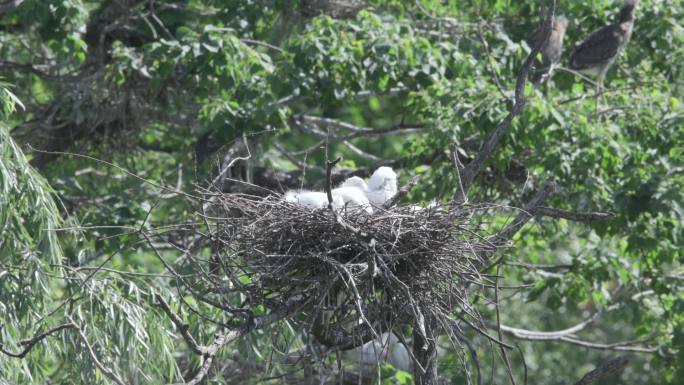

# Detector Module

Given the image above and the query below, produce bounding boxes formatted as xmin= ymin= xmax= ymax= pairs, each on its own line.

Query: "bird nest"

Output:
xmin=209 ymin=193 xmax=496 ymax=348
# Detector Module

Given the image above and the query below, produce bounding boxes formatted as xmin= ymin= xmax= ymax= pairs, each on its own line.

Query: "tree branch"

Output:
xmin=493 ymin=321 xmax=658 ymax=353
xmin=325 ymin=157 xmax=342 ymax=209
xmin=169 ymin=298 xmax=310 ymax=385
xmin=491 ymin=182 xmax=556 ymax=249
xmin=293 ymin=114 xmax=423 ymax=141
xmin=383 ymin=175 xmax=420 ymax=209
xmin=495 ymin=265 xmax=517 ymax=385
xmin=534 ymin=207 xmax=616 ymax=222
xmin=459 ymin=0 xmax=556 ymax=196
xmin=154 ymin=296 xmax=204 ymax=355
xmin=0 ymin=323 xmax=75 ymax=359
xmin=491 ymin=311 xmax=603 ymax=341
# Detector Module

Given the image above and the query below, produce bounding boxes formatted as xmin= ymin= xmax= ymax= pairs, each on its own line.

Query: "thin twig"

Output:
xmin=325 ymin=157 xmax=342 ymax=209
xmin=383 ymin=175 xmax=420 ymax=209
xmin=451 ymin=143 xmax=467 ymax=205
xmin=495 ymin=264 xmax=517 ymax=385
xmin=535 ymin=206 xmax=616 ymax=221
xmin=0 ymin=323 xmax=75 ymax=359
xmin=155 ymin=296 xmax=204 ymax=355
xmin=478 ymin=22 xmax=510 ymax=101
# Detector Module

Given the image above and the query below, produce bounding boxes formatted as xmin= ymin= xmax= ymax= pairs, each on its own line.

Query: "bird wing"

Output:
xmin=526 ymin=25 xmax=544 ymax=51
xmin=527 ymin=26 xmax=558 ymax=83
xmin=569 ymin=25 xmax=622 ymax=70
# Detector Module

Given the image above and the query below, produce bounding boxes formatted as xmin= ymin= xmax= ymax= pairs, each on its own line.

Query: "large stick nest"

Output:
xmin=210 ymin=193 xmax=496 ymax=347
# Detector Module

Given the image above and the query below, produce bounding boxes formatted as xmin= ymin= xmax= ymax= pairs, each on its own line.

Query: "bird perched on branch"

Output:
xmin=569 ymin=0 xmax=638 ymax=92
xmin=528 ymin=15 xmax=569 ymax=85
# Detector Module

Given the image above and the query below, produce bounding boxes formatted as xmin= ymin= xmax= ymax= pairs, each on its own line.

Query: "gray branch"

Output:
xmin=459 ymin=1 xmax=556 ymax=196
xmin=0 ymin=323 xmax=75 ymax=359
xmin=535 ymin=206 xmax=616 ymax=222
xmin=491 ymin=182 xmax=557 ymax=249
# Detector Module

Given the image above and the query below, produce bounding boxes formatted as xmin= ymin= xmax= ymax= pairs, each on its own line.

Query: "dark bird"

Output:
xmin=569 ymin=0 xmax=639 ymax=91
xmin=528 ymin=15 xmax=569 ymax=85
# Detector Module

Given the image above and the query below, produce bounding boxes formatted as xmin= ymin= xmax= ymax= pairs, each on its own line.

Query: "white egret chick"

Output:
xmin=331 ymin=186 xmax=373 ymax=214
xmin=366 ymin=167 xmax=398 ymax=207
xmin=284 ymin=190 xmax=343 ymax=210
xmin=341 ymin=176 xmax=369 ymax=191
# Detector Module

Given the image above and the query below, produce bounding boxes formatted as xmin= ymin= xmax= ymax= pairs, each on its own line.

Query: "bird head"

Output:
xmin=341 ymin=176 xmax=368 ymax=191
xmin=620 ymin=0 xmax=638 ymax=22
xmin=554 ymin=15 xmax=569 ymax=33
xmin=368 ymin=167 xmax=398 ymax=193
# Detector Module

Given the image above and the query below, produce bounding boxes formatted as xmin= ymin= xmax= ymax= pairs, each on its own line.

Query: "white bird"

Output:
xmin=332 ymin=186 xmax=373 ymax=214
xmin=366 ymin=167 xmax=398 ymax=207
xmin=341 ymin=176 xmax=369 ymax=191
xmin=284 ymin=190 xmax=343 ymax=210
xmin=354 ymin=332 xmax=411 ymax=374
xmin=285 ymin=188 xmax=371 ymax=215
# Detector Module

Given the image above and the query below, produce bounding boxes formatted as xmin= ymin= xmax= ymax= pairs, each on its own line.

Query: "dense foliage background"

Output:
xmin=1 ymin=0 xmax=682 ymax=384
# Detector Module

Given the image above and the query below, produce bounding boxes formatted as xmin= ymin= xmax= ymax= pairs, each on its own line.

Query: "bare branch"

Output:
xmin=459 ymin=0 xmax=556 ymax=195
xmin=495 ymin=265 xmax=517 ymax=385
xmin=325 ymin=157 xmax=342 ymax=209
xmin=170 ymin=298 xmax=310 ymax=385
xmin=491 ymin=311 xmax=603 ymax=341
xmin=293 ymin=114 xmax=423 ymax=141
xmin=491 ymin=182 xmax=556 ymax=248
xmin=559 ymin=338 xmax=659 ymax=353
xmin=454 ymin=331 xmax=482 ymax=385
xmin=450 ymin=144 xmax=467 ymax=205
xmin=342 ymin=140 xmax=381 ymax=161
xmin=154 ymin=296 xmax=204 ymax=355
xmin=383 ymin=175 xmax=420 ymax=209
xmin=493 ymin=322 xmax=658 ymax=353
xmin=505 ymin=261 xmax=573 ymax=271
xmin=478 ymin=22 xmax=510 ymax=101
xmin=240 ymin=38 xmax=283 ymax=52
xmin=535 ymin=207 xmax=616 ymax=222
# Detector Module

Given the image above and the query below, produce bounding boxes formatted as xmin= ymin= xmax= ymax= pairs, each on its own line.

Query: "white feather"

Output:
xmin=367 ymin=167 xmax=398 ymax=206
xmin=340 ymin=176 xmax=369 ymax=191
xmin=332 ymin=186 xmax=373 ymax=214
xmin=367 ymin=167 xmax=397 ymax=191
xmin=284 ymin=190 xmax=343 ymax=209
